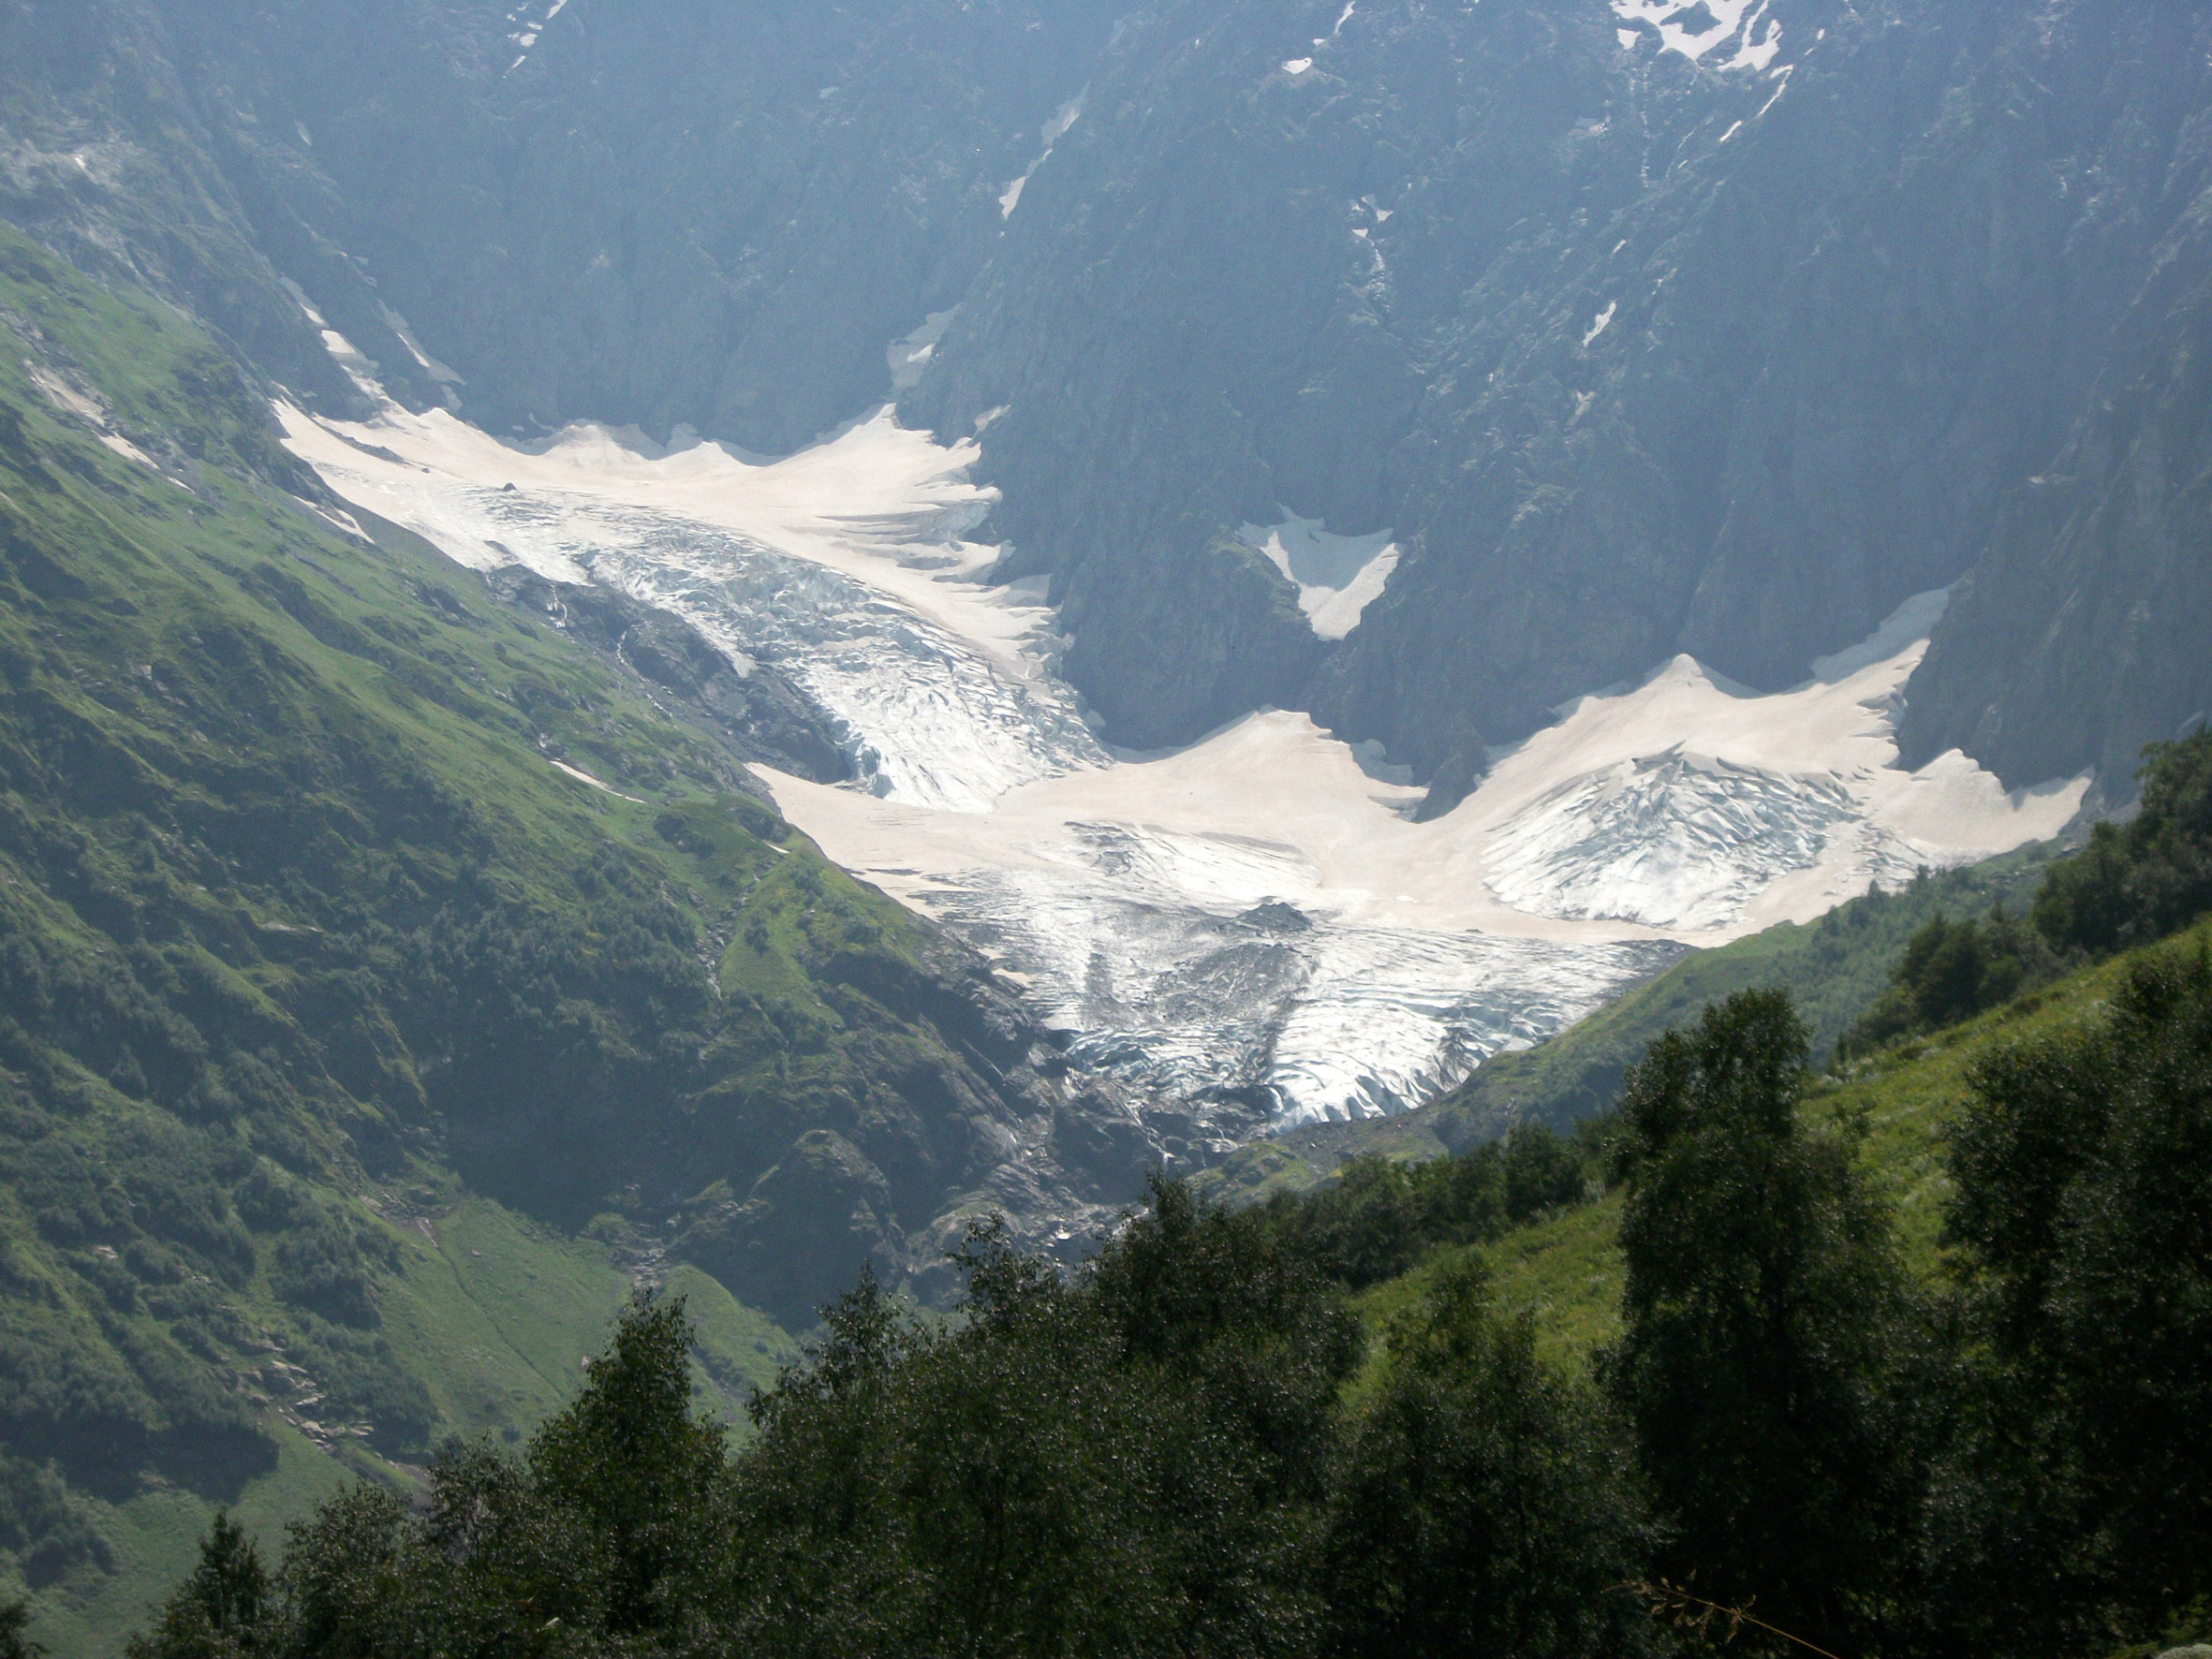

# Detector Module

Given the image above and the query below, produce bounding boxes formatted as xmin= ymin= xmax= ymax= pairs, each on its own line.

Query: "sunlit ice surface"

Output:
xmin=282 ymin=388 xmax=2087 ymax=1132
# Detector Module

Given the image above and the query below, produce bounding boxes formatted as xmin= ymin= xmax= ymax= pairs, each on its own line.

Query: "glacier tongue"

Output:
xmin=1482 ymin=751 xmax=1882 ymax=932
xmin=278 ymin=394 xmax=2089 ymax=1136
xmin=277 ymin=403 xmax=1106 ymax=813
xmin=907 ymin=820 xmax=1681 ymax=1129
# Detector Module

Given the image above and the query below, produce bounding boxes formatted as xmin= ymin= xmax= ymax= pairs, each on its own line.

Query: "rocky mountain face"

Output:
xmin=0 ymin=0 xmax=1110 ymax=449
xmin=7 ymin=0 xmax=2204 ymax=798
xmin=912 ymin=0 xmax=2212 ymax=794
xmin=1898 ymin=80 xmax=2212 ymax=791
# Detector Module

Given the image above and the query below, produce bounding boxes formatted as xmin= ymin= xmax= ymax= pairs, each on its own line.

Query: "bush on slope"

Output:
xmin=1842 ymin=729 xmax=2212 ymax=1056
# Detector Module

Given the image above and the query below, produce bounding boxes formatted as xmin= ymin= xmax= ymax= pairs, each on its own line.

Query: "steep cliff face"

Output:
xmin=1898 ymin=96 xmax=2212 ymax=795
xmin=913 ymin=0 xmax=2212 ymax=782
xmin=1 ymin=0 xmax=1111 ymax=450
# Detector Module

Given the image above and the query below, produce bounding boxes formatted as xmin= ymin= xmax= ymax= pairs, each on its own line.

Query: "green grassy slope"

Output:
xmin=1348 ymin=916 xmax=2212 ymax=1385
xmin=0 ymin=227 xmax=1007 ymax=1655
xmin=1203 ymin=844 xmax=2065 ymax=1202
xmin=22 ymin=1192 xmax=798 ymax=1659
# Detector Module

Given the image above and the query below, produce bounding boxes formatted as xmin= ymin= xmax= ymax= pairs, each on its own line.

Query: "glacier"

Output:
xmin=279 ymin=386 xmax=2088 ymax=1137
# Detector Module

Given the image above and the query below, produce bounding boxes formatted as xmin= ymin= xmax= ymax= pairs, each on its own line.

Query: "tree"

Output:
xmin=2036 ymin=729 xmax=2212 ymax=956
xmin=1936 ymin=942 xmax=2212 ymax=1643
xmin=1605 ymin=991 xmax=1915 ymax=1656
xmin=527 ymin=1292 xmax=726 ymax=1637
xmin=267 ymin=1296 xmax=724 ymax=1659
xmin=1326 ymin=1259 xmax=1657 ymax=1659
xmin=1841 ymin=907 xmax=2057 ymax=1056
xmin=1501 ymin=1123 xmax=1585 ymax=1220
xmin=1261 ymin=1150 xmax=1506 ymax=1287
xmin=713 ymin=1190 xmax=1365 ymax=1659
xmin=0 ymin=1600 xmax=42 ymax=1659
xmin=126 ymin=1509 xmax=272 ymax=1659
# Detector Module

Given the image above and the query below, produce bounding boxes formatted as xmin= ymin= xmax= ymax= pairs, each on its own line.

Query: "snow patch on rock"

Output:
xmin=1001 ymin=92 xmax=1085 ymax=218
xmin=1613 ymin=0 xmax=1782 ymax=70
xmin=376 ymin=303 xmax=465 ymax=389
xmin=1238 ymin=514 xmax=1399 ymax=639
xmin=890 ymin=308 xmax=960 ymax=393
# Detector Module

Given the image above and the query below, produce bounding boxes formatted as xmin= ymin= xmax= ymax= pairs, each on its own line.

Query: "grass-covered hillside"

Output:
xmin=0 ymin=227 xmax=1079 ymax=1654
xmin=1205 ymin=841 xmax=2067 ymax=1203
xmin=1371 ymin=912 xmax=2212 ymax=1373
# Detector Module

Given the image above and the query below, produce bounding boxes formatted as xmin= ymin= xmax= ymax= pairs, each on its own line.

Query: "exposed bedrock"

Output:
xmin=1897 ymin=172 xmax=2212 ymax=796
xmin=487 ymin=567 xmax=856 ymax=786
xmin=912 ymin=0 xmax=2212 ymax=792
xmin=0 ymin=0 xmax=1114 ymax=449
xmin=7 ymin=0 xmax=2206 ymax=794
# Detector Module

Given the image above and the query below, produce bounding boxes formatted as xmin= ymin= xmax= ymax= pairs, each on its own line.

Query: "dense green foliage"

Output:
xmin=0 ymin=1598 xmax=39 ymax=1659
xmin=1842 ymin=732 xmax=2212 ymax=1057
xmin=1321 ymin=1261 xmax=1655 ymax=1659
xmin=2036 ymin=732 xmax=2212 ymax=957
xmin=118 ymin=933 xmax=2212 ymax=1659
xmin=1608 ymin=993 xmax=1917 ymax=1656
xmin=1929 ymin=945 xmax=2212 ymax=1652
xmin=1840 ymin=906 xmax=2058 ymax=1056
xmin=124 ymin=1510 xmax=269 ymax=1659
xmin=1253 ymin=1123 xmax=1595 ymax=1288
xmin=123 ymin=1205 xmax=1659 ymax=1659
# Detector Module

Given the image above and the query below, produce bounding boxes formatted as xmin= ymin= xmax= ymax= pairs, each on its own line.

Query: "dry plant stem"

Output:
xmin=1627 ymin=1579 xmax=1851 ymax=1659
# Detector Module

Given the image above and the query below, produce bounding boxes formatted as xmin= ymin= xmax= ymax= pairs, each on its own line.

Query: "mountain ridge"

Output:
xmin=5 ymin=0 xmax=2203 ymax=796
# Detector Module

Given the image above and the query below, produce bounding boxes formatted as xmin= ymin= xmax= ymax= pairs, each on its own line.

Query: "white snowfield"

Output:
xmin=1238 ymin=515 xmax=1401 ymax=640
xmin=1614 ymin=0 xmax=1784 ymax=72
xmin=279 ymin=376 xmax=2087 ymax=1132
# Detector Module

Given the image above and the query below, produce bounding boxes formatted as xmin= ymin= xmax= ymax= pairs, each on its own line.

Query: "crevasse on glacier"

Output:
xmin=280 ymin=383 xmax=2084 ymax=1133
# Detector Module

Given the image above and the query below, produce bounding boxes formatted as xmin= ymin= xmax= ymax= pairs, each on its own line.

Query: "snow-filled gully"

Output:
xmin=280 ymin=393 xmax=2087 ymax=1140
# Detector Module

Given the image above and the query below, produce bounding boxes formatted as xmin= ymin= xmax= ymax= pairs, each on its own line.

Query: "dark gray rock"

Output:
xmin=1900 ymin=124 xmax=2212 ymax=796
xmin=486 ymin=566 xmax=854 ymax=785
xmin=916 ymin=0 xmax=2212 ymax=789
xmin=158 ymin=0 xmax=1114 ymax=453
xmin=675 ymin=1129 xmax=898 ymax=1329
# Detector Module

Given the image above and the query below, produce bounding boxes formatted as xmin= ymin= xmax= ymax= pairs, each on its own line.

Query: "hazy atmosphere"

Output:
xmin=0 ymin=4 xmax=2206 ymax=1656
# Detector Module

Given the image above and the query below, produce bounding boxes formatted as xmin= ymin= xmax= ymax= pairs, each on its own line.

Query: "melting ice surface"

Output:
xmin=279 ymin=402 xmax=1102 ymax=814
xmin=279 ymin=394 xmax=2087 ymax=1134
